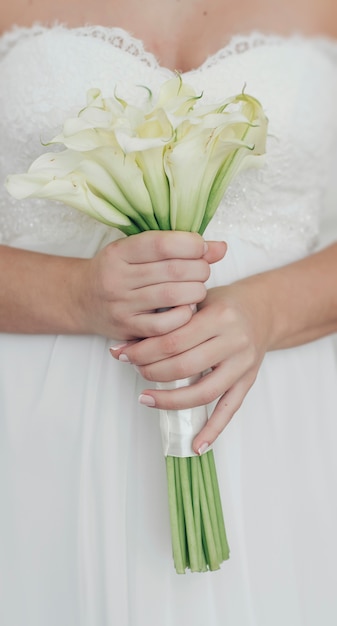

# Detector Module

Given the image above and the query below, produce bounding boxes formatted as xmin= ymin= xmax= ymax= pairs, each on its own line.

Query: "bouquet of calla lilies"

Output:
xmin=6 ymin=74 xmax=268 ymax=573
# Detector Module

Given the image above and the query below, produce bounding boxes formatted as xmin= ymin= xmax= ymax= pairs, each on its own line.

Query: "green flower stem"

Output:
xmin=166 ymin=456 xmax=185 ymax=574
xmin=191 ymin=456 xmax=204 ymax=571
xmin=208 ymin=450 xmax=230 ymax=560
xmin=174 ymin=457 xmax=188 ymax=570
xmin=166 ymin=451 xmax=229 ymax=574
xmin=200 ymin=451 xmax=223 ymax=563
xmin=179 ymin=457 xmax=199 ymax=572
xmin=196 ymin=458 xmax=220 ymax=571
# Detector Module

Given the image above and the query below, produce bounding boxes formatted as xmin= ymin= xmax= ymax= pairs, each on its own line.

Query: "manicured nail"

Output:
xmin=109 ymin=342 xmax=129 ymax=352
xmin=197 ymin=442 xmax=209 ymax=455
xmin=118 ymin=354 xmax=130 ymax=363
xmin=109 ymin=347 xmax=130 ymax=363
xmin=138 ymin=394 xmax=156 ymax=407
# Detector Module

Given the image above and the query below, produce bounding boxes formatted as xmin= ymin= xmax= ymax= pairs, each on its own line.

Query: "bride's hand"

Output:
xmin=78 ymin=231 xmax=226 ymax=339
xmin=111 ymin=275 xmax=273 ymax=451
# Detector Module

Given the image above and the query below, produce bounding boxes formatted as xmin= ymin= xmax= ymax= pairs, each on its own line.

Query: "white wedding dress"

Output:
xmin=1 ymin=25 xmax=337 ymax=626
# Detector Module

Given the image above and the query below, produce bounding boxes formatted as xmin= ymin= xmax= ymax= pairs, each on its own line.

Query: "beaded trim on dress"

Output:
xmin=0 ymin=24 xmax=323 ymax=67
xmin=0 ymin=24 xmax=161 ymax=66
xmin=1 ymin=24 xmax=336 ymax=67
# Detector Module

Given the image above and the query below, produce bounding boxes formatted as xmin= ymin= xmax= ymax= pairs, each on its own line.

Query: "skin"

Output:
xmin=1 ymin=0 xmax=337 ymax=454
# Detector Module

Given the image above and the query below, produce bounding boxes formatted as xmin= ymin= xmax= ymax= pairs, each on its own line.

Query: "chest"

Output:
xmin=2 ymin=0 xmax=335 ymax=71
xmin=81 ymin=0 xmax=332 ymax=71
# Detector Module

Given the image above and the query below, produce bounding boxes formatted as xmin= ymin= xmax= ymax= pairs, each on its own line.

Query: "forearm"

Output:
xmin=0 ymin=245 xmax=88 ymax=334
xmin=246 ymin=242 xmax=337 ymax=350
xmin=0 ymin=233 xmax=223 ymax=337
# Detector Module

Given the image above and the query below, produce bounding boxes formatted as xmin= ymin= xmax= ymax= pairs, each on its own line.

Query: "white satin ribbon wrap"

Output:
xmin=157 ymin=374 xmax=209 ymax=457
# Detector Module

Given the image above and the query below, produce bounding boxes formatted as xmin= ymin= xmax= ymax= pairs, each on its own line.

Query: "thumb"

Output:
xmin=203 ymin=240 xmax=227 ymax=264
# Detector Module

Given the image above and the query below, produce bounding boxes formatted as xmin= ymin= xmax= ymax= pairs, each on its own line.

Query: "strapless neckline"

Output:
xmin=1 ymin=23 xmax=337 ymax=74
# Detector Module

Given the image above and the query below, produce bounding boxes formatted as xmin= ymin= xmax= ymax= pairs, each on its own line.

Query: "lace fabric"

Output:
xmin=1 ymin=24 xmax=336 ymax=68
xmin=0 ymin=25 xmax=336 ymax=254
xmin=0 ymin=24 xmax=161 ymax=66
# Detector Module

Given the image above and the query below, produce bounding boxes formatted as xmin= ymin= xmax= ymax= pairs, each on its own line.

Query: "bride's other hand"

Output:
xmin=112 ymin=242 xmax=337 ymax=450
xmin=112 ymin=276 xmax=271 ymax=450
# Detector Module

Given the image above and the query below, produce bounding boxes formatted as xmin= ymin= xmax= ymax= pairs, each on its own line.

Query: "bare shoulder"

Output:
xmin=289 ymin=0 xmax=337 ymax=39
xmin=319 ymin=0 xmax=337 ymax=39
xmin=1 ymin=0 xmax=28 ymax=34
xmin=0 ymin=0 xmax=81 ymax=36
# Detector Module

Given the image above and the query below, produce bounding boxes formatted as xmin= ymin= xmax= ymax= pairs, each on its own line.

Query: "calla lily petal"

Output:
xmin=6 ymin=77 xmax=268 ymax=238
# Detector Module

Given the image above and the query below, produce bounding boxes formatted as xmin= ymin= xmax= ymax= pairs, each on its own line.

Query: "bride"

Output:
xmin=1 ymin=1 xmax=337 ymax=625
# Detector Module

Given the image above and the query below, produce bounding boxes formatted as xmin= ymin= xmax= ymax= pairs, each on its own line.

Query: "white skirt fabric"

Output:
xmin=1 ymin=234 xmax=337 ymax=626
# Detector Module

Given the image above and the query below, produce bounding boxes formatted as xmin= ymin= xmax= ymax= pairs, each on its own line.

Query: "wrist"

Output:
xmin=225 ymin=271 xmax=282 ymax=354
xmin=66 ymin=257 xmax=96 ymax=335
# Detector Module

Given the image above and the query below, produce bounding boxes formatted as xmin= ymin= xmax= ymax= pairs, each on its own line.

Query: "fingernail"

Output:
xmin=109 ymin=347 xmax=130 ymax=363
xmin=109 ymin=342 xmax=129 ymax=352
xmin=203 ymin=242 xmax=208 ymax=255
xmin=197 ymin=442 xmax=209 ymax=455
xmin=118 ymin=354 xmax=130 ymax=363
xmin=138 ymin=394 xmax=156 ymax=407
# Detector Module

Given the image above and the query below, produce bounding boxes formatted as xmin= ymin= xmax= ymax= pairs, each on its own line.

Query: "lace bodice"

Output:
xmin=0 ymin=25 xmax=337 ymax=254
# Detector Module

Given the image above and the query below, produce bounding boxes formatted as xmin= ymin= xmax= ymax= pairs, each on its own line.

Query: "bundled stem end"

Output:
xmin=165 ymin=450 xmax=230 ymax=574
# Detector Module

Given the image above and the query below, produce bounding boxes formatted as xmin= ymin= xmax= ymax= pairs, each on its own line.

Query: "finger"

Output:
xmin=128 ymin=257 xmax=211 ymax=289
xmin=135 ymin=336 xmax=221 ymax=382
xmin=137 ymin=334 xmax=259 ymax=407
xmin=203 ymin=241 xmax=227 ymax=265
xmin=125 ymin=303 xmax=243 ymax=371
xmin=109 ymin=339 xmax=139 ymax=359
xmin=133 ymin=304 xmax=196 ymax=338
xmin=122 ymin=308 xmax=210 ymax=366
xmin=192 ymin=376 xmax=254 ymax=453
xmin=108 ymin=305 xmax=196 ymax=347
xmin=119 ymin=231 xmax=207 ymax=263
xmin=131 ymin=281 xmax=207 ymax=313
xmin=137 ymin=356 xmax=237 ymax=408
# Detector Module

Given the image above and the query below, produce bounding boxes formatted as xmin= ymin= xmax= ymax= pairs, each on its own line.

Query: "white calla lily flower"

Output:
xmin=6 ymin=77 xmax=268 ymax=237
